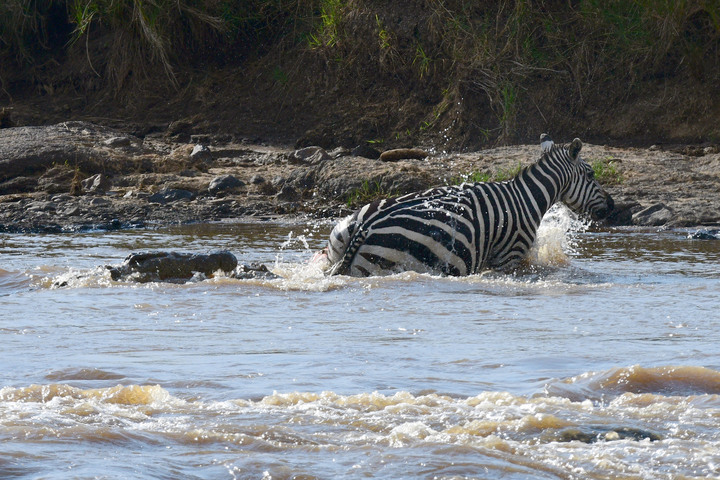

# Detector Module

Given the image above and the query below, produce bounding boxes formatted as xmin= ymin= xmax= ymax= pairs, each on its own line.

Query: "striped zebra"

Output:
xmin=324 ymin=137 xmax=614 ymax=276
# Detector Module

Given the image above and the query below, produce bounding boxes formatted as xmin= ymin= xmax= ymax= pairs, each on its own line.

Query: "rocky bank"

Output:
xmin=1 ymin=121 xmax=719 ymax=234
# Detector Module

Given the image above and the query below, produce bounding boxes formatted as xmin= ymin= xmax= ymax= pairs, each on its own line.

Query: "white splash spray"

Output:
xmin=528 ymin=204 xmax=590 ymax=267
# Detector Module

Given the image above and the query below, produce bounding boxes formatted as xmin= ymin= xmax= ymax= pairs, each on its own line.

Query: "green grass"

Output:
xmin=345 ymin=180 xmax=396 ymax=208
xmin=308 ymin=0 xmax=343 ymax=49
xmin=493 ymin=162 xmax=525 ymax=182
xmin=591 ymin=158 xmax=624 ymax=184
xmin=448 ymin=162 xmax=524 ymax=185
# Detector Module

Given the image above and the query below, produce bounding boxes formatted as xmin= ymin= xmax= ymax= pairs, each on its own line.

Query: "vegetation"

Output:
xmin=345 ymin=179 xmax=396 ymax=208
xmin=591 ymin=158 xmax=624 ymax=184
xmin=1 ymin=1 xmax=719 ymax=145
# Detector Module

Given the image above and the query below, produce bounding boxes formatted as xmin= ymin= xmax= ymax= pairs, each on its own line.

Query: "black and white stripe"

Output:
xmin=326 ymin=138 xmax=614 ymax=276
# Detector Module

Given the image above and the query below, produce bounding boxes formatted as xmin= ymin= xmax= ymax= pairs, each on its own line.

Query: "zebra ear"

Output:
xmin=569 ymin=138 xmax=582 ymax=160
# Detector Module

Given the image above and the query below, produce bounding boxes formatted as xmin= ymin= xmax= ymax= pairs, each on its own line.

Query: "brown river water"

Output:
xmin=1 ymin=206 xmax=720 ymax=479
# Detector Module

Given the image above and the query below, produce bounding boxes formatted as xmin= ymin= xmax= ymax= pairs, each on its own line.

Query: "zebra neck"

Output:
xmin=510 ymin=160 xmax=563 ymax=224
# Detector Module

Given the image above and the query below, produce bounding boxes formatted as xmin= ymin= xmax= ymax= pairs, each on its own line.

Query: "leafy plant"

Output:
xmin=591 ymin=158 xmax=624 ymax=184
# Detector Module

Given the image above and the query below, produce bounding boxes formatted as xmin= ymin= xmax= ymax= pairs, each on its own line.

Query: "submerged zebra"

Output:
xmin=324 ymin=137 xmax=614 ymax=276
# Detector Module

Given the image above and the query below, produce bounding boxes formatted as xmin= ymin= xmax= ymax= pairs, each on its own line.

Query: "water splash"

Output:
xmin=528 ymin=204 xmax=590 ymax=267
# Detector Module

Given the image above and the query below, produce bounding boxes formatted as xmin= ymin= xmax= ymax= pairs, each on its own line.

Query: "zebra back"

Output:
xmin=326 ymin=138 xmax=613 ymax=276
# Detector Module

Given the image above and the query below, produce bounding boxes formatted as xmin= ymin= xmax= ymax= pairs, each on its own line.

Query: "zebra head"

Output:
xmin=556 ymin=138 xmax=614 ymax=220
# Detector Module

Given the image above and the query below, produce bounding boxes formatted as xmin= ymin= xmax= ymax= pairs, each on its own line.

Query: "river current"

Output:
xmin=2 ymin=207 xmax=720 ymax=479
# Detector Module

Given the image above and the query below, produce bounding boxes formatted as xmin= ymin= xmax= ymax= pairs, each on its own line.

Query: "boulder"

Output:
xmin=604 ymin=200 xmax=639 ymax=226
xmin=190 ymin=144 xmax=212 ymax=162
xmin=632 ymin=203 xmax=674 ymax=226
xmin=249 ymin=174 xmax=265 ymax=184
xmin=209 ymin=174 xmax=244 ymax=193
xmin=688 ymin=229 xmax=720 ymax=240
xmin=232 ymin=263 xmax=279 ymax=279
xmin=107 ymin=251 xmax=238 ymax=283
xmin=275 ymin=185 xmax=300 ymax=202
xmin=289 ymin=146 xmax=331 ymax=165
xmin=81 ymin=173 xmax=111 ymax=193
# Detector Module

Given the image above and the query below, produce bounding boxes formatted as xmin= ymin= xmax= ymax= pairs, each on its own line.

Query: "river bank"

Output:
xmin=1 ymin=121 xmax=719 ymax=234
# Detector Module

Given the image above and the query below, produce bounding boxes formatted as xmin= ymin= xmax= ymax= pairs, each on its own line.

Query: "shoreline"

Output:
xmin=2 ymin=121 xmax=719 ymax=235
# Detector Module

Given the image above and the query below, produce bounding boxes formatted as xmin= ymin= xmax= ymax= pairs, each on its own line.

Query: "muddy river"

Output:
xmin=2 ymin=208 xmax=720 ymax=479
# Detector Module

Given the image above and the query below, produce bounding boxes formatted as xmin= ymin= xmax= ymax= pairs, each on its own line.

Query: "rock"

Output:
xmin=380 ymin=148 xmax=429 ymax=162
xmin=209 ymin=174 xmax=245 ymax=193
xmin=688 ymin=229 xmax=720 ymax=240
xmin=289 ymin=146 xmax=331 ymax=165
xmin=351 ymin=145 xmax=381 ymax=159
xmin=250 ymin=174 xmax=265 ymax=184
xmin=27 ymin=201 xmax=55 ymax=212
xmin=275 ymin=185 xmax=300 ymax=202
xmin=287 ymin=169 xmax=316 ymax=189
xmin=0 ymin=122 xmax=151 ymax=183
xmin=148 ymin=188 xmax=195 ymax=204
xmin=328 ymin=146 xmax=350 ymax=158
xmin=52 ymin=194 xmax=72 ymax=202
xmin=0 ymin=176 xmax=36 ymax=195
xmin=107 ymin=251 xmax=238 ymax=283
xmin=103 ymin=136 xmax=132 ymax=148
xmin=190 ymin=144 xmax=212 ymax=162
xmin=88 ymin=197 xmax=110 ymax=207
xmin=60 ymin=205 xmax=80 ymax=216
xmin=605 ymin=200 xmax=639 ymax=226
xmin=232 ymin=262 xmax=279 ymax=279
xmin=632 ymin=203 xmax=674 ymax=226
xmin=81 ymin=173 xmax=111 ymax=193
xmin=552 ymin=426 xmax=661 ymax=444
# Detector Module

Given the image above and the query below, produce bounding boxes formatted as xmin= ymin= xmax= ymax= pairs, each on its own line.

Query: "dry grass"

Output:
xmin=1 ymin=1 xmax=718 ymax=143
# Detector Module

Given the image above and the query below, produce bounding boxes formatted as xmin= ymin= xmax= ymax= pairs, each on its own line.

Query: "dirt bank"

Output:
xmin=1 ymin=122 xmax=718 ymax=234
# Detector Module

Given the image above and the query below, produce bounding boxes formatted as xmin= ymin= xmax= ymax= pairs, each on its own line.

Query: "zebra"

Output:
xmin=324 ymin=136 xmax=614 ymax=277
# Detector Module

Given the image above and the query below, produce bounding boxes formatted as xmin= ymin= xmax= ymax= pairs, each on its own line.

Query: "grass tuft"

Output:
xmin=591 ymin=158 xmax=624 ymax=184
xmin=346 ymin=180 xmax=396 ymax=208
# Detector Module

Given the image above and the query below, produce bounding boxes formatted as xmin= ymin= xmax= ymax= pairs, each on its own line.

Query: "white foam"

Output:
xmin=528 ymin=204 xmax=590 ymax=267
